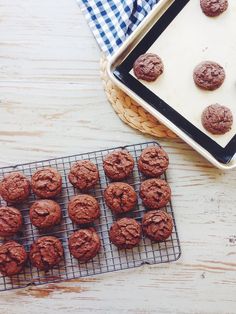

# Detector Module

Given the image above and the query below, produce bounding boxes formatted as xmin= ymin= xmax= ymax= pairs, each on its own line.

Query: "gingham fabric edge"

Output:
xmin=77 ymin=0 xmax=159 ymax=56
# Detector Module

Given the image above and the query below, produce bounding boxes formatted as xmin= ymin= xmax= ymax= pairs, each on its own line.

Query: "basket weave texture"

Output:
xmin=100 ymin=54 xmax=177 ymax=138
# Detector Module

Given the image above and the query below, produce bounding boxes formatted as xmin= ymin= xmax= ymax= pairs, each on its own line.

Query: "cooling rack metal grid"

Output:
xmin=0 ymin=141 xmax=181 ymax=291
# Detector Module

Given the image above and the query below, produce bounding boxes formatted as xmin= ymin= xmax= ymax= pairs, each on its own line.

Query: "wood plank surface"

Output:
xmin=0 ymin=1 xmax=235 ymax=313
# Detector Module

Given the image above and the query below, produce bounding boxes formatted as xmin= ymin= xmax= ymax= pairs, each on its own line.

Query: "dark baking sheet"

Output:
xmin=113 ymin=0 xmax=236 ymax=164
xmin=0 ymin=142 xmax=181 ymax=292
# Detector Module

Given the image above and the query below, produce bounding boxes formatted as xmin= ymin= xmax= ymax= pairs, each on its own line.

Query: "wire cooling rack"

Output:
xmin=0 ymin=141 xmax=181 ymax=291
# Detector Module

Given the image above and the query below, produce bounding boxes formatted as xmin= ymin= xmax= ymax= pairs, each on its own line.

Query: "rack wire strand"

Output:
xmin=0 ymin=141 xmax=181 ymax=291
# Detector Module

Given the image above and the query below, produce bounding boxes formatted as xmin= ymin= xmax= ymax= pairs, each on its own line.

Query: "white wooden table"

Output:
xmin=0 ymin=1 xmax=235 ymax=313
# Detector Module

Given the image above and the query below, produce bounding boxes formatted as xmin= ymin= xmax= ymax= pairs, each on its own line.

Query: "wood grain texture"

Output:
xmin=0 ymin=0 xmax=235 ymax=313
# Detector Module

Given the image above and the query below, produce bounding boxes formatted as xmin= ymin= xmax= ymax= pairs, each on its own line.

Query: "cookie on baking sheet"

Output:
xmin=104 ymin=182 xmax=137 ymax=214
xmin=0 ymin=172 xmax=30 ymax=204
xmin=68 ymin=160 xmax=99 ymax=190
xmin=200 ymin=0 xmax=228 ymax=17
xmin=29 ymin=236 xmax=64 ymax=270
xmin=0 ymin=206 xmax=23 ymax=237
xmin=138 ymin=146 xmax=169 ymax=177
xmin=0 ymin=241 xmax=27 ymax=277
xmin=109 ymin=218 xmax=141 ymax=249
xmin=193 ymin=61 xmax=225 ymax=91
xmin=68 ymin=228 xmax=101 ymax=262
xmin=201 ymin=104 xmax=233 ymax=134
xmin=30 ymin=199 xmax=62 ymax=229
xmin=68 ymin=194 xmax=100 ymax=225
xmin=133 ymin=53 xmax=164 ymax=82
xmin=140 ymin=178 xmax=171 ymax=210
xmin=31 ymin=167 xmax=62 ymax=198
xmin=103 ymin=150 xmax=134 ymax=181
xmin=142 ymin=210 xmax=173 ymax=242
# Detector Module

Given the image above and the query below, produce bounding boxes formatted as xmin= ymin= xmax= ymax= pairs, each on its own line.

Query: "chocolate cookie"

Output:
xmin=104 ymin=182 xmax=137 ymax=214
xmin=200 ymin=0 xmax=228 ymax=17
xmin=201 ymin=104 xmax=233 ymax=134
xmin=193 ymin=61 xmax=225 ymax=90
xmin=138 ymin=146 xmax=169 ymax=177
xmin=31 ymin=167 xmax=62 ymax=198
xmin=0 ymin=206 xmax=22 ymax=237
xmin=109 ymin=218 xmax=141 ymax=249
xmin=29 ymin=236 xmax=64 ymax=270
xmin=140 ymin=179 xmax=171 ymax=209
xmin=133 ymin=53 xmax=164 ymax=82
xmin=142 ymin=210 xmax=173 ymax=242
xmin=68 ymin=228 xmax=101 ymax=262
xmin=30 ymin=200 xmax=62 ymax=229
xmin=0 ymin=172 xmax=30 ymax=204
xmin=68 ymin=160 xmax=99 ymax=190
xmin=0 ymin=241 xmax=27 ymax=276
xmin=68 ymin=194 xmax=100 ymax=224
xmin=103 ymin=150 xmax=134 ymax=181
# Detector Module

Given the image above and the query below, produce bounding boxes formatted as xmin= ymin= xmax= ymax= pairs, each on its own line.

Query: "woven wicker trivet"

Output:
xmin=100 ymin=54 xmax=176 ymax=138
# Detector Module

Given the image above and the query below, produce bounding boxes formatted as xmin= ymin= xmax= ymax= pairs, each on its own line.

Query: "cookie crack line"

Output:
xmin=142 ymin=157 xmax=166 ymax=165
xmin=5 ymin=249 xmax=23 ymax=265
xmin=52 ymin=243 xmax=63 ymax=258
xmin=42 ymin=183 xmax=59 ymax=192
xmin=35 ymin=182 xmax=59 ymax=192
xmin=0 ymin=215 xmax=19 ymax=228
xmin=34 ymin=208 xmax=50 ymax=217
xmin=38 ymin=243 xmax=61 ymax=266
xmin=148 ymin=188 xmax=166 ymax=198
xmin=122 ymin=227 xmax=140 ymax=239
xmin=70 ymin=237 xmax=97 ymax=256
xmin=81 ymin=164 xmax=97 ymax=173
xmin=75 ymin=243 xmax=96 ymax=258
xmin=73 ymin=211 xmax=91 ymax=221
xmin=152 ymin=224 xmax=170 ymax=234
xmin=74 ymin=208 xmax=91 ymax=216
xmin=114 ymin=192 xmax=127 ymax=207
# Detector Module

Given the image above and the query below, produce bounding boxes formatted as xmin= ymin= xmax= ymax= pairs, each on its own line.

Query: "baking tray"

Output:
xmin=0 ymin=142 xmax=181 ymax=292
xmin=107 ymin=0 xmax=236 ymax=170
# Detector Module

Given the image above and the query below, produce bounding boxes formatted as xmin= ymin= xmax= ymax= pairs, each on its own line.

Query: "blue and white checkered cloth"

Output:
xmin=78 ymin=0 xmax=159 ymax=56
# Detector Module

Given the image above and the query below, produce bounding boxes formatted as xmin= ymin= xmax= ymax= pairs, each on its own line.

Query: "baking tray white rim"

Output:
xmin=107 ymin=0 xmax=236 ymax=170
